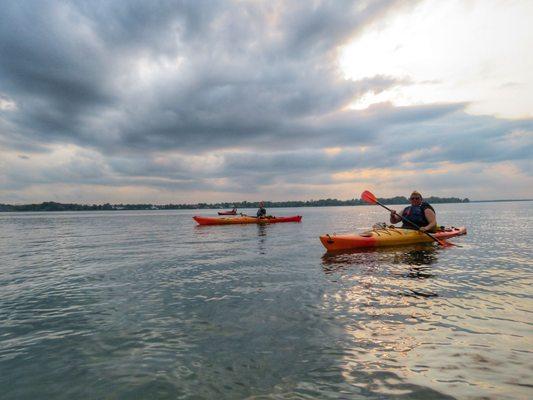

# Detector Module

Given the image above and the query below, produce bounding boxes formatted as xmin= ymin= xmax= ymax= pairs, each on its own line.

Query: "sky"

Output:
xmin=0 ymin=0 xmax=532 ymax=204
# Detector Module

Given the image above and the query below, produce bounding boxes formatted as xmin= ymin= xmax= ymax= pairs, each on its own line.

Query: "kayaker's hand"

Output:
xmin=419 ymin=226 xmax=428 ymax=232
xmin=390 ymin=210 xmax=398 ymax=217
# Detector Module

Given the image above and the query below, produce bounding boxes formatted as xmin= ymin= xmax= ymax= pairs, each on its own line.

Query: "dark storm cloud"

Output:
xmin=0 ymin=0 xmax=414 ymax=153
xmin=384 ymin=111 xmax=533 ymax=165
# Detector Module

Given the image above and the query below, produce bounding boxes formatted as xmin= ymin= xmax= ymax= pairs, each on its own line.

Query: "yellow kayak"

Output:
xmin=320 ymin=226 xmax=467 ymax=251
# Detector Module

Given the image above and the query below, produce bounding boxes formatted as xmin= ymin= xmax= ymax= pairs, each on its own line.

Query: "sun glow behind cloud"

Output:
xmin=0 ymin=94 xmax=17 ymax=111
xmin=340 ymin=0 xmax=533 ymax=119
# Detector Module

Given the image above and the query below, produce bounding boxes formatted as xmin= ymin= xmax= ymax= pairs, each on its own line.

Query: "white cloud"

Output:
xmin=0 ymin=94 xmax=17 ymax=110
xmin=341 ymin=0 xmax=533 ymax=118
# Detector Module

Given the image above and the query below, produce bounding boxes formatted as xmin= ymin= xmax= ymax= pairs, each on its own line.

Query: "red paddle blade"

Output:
xmin=432 ymin=235 xmax=460 ymax=247
xmin=438 ymin=239 xmax=460 ymax=247
xmin=361 ymin=190 xmax=378 ymax=204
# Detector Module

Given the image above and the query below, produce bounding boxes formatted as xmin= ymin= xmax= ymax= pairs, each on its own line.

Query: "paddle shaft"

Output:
xmin=373 ymin=199 xmax=447 ymax=246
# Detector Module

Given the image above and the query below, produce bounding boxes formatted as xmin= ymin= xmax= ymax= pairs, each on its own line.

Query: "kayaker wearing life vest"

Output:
xmin=389 ymin=191 xmax=437 ymax=232
xmin=256 ymin=201 xmax=267 ymax=218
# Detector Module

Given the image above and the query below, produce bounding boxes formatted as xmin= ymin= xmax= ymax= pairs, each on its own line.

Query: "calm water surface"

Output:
xmin=0 ymin=203 xmax=531 ymax=399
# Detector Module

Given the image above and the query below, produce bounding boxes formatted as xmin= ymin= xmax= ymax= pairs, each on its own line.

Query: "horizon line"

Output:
xmin=1 ymin=197 xmax=532 ymax=208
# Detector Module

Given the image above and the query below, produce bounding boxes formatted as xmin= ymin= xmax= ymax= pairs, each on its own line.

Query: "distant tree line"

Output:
xmin=0 ymin=197 xmax=470 ymax=212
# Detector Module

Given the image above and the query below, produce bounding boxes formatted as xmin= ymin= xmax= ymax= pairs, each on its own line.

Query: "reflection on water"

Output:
xmin=257 ymin=224 xmax=267 ymax=254
xmin=320 ymin=245 xmax=453 ymax=396
xmin=322 ymin=245 xmax=442 ymax=299
xmin=322 ymin=244 xmax=438 ymax=272
xmin=393 ymin=247 xmax=438 ymax=283
xmin=394 ymin=247 xmax=438 ymax=267
xmin=400 ymin=265 xmax=435 ymax=280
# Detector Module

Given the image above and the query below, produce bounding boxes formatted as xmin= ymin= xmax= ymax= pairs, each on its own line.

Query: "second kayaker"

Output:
xmin=256 ymin=201 xmax=267 ymax=218
xmin=389 ymin=191 xmax=437 ymax=232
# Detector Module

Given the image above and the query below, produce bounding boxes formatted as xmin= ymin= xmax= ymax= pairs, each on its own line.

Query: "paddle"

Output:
xmin=360 ymin=190 xmax=458 ymax=247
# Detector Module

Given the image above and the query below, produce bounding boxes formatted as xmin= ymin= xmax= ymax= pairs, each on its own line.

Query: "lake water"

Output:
xmin=0 ymin=202 xmax=531 ymax=399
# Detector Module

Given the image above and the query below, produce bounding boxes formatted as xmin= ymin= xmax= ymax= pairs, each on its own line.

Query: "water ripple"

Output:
xmin=0 ymin=204 xmax=532 ymax=399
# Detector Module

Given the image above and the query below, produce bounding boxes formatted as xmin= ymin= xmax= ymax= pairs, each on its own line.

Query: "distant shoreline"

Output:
xmin=0 ymin=196 xmax=533 ymax=212
xmin=0 ymin=196 xmax=530 ymax=212
xmin=468 ymin=199 xmax=532 ymax=203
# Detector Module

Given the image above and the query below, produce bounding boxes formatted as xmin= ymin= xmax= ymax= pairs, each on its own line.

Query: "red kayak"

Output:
xmin=193 ymin=215 xmax=302 ymax=225
xmin=218 ymin=210 xmax=237 ymax=215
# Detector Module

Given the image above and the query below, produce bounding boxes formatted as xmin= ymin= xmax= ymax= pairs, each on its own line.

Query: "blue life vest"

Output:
xmin=401 ymin=202 xmax=435 ymax=229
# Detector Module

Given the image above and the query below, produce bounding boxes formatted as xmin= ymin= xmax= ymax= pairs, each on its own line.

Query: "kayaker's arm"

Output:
xmin=420 ymin=208 xmax=437 ymax=232
xmin=390 ymin=209 xmax=402 ymax=224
